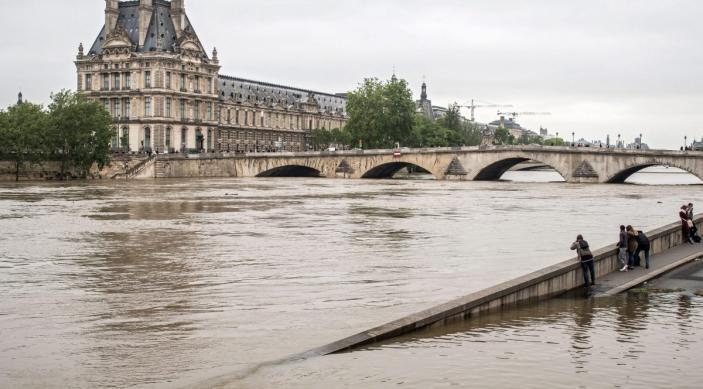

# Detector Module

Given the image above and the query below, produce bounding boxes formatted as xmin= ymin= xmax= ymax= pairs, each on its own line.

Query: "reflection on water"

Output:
xmin=1 ymin=173 xmax=702 ymax=388
xmin=239 ymin=293 xmax=703 ymax=389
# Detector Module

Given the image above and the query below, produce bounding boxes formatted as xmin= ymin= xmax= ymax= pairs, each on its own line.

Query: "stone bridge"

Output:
xmin=143 ymin=146 xmax=703 ymax=183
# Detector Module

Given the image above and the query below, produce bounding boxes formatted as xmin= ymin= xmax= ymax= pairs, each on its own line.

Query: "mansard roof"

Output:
xmin=218 ymin=74 xmax=347 ymax=114
xmin=88 ymin=0 xmax=207 ymax=58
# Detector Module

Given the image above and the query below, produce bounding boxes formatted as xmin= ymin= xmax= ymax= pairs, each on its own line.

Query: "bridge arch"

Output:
xmin=474 ymin=157 xmax=567 ymax=181
xmin=607 ymin=162 xmax=703 ymax=184
xmin=361 ymin=162 xmax=436 ymax=179
xmin=256 ymin=165 xmax=322 ymax=178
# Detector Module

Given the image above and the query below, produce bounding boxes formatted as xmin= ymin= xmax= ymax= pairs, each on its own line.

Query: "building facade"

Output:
xmin=75 ymin=0 xmax=347 ymax=153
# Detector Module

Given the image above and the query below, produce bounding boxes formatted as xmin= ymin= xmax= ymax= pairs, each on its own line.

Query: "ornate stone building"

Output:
xmin=75 ymin=0 xmax=347 ymax=153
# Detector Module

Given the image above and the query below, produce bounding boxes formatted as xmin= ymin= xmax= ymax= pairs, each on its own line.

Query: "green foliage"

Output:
xmin=0 ymin=102 xmax=49 ymax=181
xmin=543 ymin=137 xmax=565 ymax=146
xmin=311 ymin=127 xmax=352 ymax=150
xmin=493 ymin=127 xmax=515 ymax=145
xmin=516 ymin=133 xmax=545 ymax=145
xmin=48 ymin=90 xmax=113 ymax=178
xmin=345 ymin=77 xmax=416 ymax=149
xmin=0 ymin=90 xmax=112 ymax=180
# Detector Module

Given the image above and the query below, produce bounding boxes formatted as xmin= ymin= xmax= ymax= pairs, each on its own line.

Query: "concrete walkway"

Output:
xmin=593 ymin=243 xmax=703 ymax=297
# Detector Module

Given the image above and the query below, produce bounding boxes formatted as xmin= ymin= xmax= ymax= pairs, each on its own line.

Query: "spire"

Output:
xmin=391 ymin=64 xmax=397 ymax=82
xmin=421 ymin=82 xmax=427 ymax=101
xmin=77 ymin=42 xmax=84 ymax=59
xmin=17 ymin=91 xmax=23 ymax=105
xmin=212 ymin=47 xmax=219 ymax=63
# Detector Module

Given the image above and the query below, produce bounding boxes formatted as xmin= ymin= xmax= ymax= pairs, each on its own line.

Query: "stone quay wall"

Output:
xmin=308 ymin=216 xmax=701 ymax=356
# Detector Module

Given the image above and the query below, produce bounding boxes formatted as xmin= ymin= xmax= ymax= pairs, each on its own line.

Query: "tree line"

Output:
xmin=312 ymin=76 xmax=551 ymax=151
xmin=0 ymin=91 xmax=112 ymax=181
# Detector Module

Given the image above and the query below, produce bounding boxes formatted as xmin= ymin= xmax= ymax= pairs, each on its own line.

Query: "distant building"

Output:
xmin=415 ymin=82 xmax=434 ymax=120
xmin=626 ymin=137 xmax=650 ymax=150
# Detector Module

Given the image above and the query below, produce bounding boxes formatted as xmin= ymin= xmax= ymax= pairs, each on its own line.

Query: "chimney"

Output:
xmin=105 ymin=0 xmax=119 ymax=33
xmin=172 ymin=0 xmax=185 ymax=35
xmin=138 ymin=0 xmax=153 ymax=47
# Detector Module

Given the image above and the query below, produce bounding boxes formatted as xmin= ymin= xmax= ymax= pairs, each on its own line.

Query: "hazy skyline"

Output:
xmin=1 ymin=0 xmax=702 ymax=148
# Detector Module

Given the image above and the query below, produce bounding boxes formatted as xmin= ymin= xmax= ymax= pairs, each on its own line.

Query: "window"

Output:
xmin=180 ymin=99 xmax=186 ymax=120
xmin=165 ymin=127 xmax=172 ymax=150
xmin=145 ymin=97 xmax=152 ymax=117
xmin=193 ymin=101 xmax=200 ymax=120
xmin=111 ymin=128 xmax=119 ymax=150
xmin=180 ymin=74 xmax=186 ymax=91
xmin=227 ymin=109 xmax=231 ymax=124
xmin=124 ymin=99 xmax=131 ymax=118
xmin=114 ymin=99 xmax=120 ymax=118
xmin=166 ymin=98 xmax=172 ymax=118
xmin=207 ymin=102 xmax=212 ymax=121
xmin=144 ymin=71 xmax=151 ymax=88
xmin=102 ymin=74 xmax=109 ymax=90
xmin=207 ymin=77 xmax=212 ymax=94
xmin=244 ymin=111 xmax=249 ymax=126
xmin=114 ymin=73 xmax=120 ymax=90
xmin=122 ymin=127 xmax=130 ymax=151
xmin=194 ymin=76 xmax=201 ymax=92
xmin=166 ymin=72 xmax=172 ymax=89
xmin=102 ymin=98 xmax=109 ymax=112
xmin=85 ymin=74 xmax=92 ymax=90
xmin=124 ymin=73 xmax=131 ymax=89
xmin=235 ymin=109 xmax=239 ymax=124
xmin=181 ymin=128 xmax=187 ymax=148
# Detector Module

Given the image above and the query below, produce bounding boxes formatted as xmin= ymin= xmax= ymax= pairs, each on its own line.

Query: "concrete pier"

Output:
xmin=305 ymin=216 xmax=703 ymax=356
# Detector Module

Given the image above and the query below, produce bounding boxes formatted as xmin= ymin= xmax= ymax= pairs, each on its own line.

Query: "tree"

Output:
xmin=461 ymin=121 xmax=483 ymax=146
xmin=48 ymin=90 xmax=112 ymax=179
xmin=0 ymin=102 xmax=49 ymax=181
xmin=493 ymin=127 xmax=515 ymax=145
xmin=543 ymin=137 xmax=565 ymax=146
xmin=345 ymin=77 xmax=416 ymax=149
xmin=413 ymin=114 xmax=450 ymax=147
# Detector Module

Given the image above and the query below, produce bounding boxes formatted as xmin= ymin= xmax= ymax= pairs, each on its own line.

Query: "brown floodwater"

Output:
xmin=0 ymin=169 xmax=701 ymax=388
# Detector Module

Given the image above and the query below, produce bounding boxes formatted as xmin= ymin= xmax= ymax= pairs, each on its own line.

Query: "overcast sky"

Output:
xmin=1 ymin=0 xmax=702 ymax=148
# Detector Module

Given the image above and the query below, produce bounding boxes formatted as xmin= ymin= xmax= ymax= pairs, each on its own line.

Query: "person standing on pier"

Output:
xmin=617 ymin=225 xmax=629 ymax=272
xmin=571 ymin=235 xmax=596 ymax=288
xmin=634 ymin=229 xmax=651 ymax=269
xmin=626 ymin=225 xmax=640 ymax=268
xmin=680 ymin=206 xmax=693 ymax=244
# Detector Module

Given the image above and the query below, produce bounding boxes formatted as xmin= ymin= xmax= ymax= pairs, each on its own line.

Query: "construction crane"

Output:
xmin=458 ymin=100 xmax=513 ymax=122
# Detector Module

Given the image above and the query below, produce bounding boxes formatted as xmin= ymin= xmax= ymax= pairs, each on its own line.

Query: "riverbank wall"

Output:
xmin=0 ymin=156 xmax=147 ymax=182
xmin=309 ymin=215 xmax=702 ymax=355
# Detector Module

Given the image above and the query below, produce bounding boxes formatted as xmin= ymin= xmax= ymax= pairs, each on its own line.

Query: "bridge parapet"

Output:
xmin=145 ymin=146 xmax=703 ymax=183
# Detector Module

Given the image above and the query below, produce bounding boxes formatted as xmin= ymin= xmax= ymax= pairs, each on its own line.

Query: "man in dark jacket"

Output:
xmin=617 ymin=225 xmax=628 ymax=272
xmin=634 ymin=230 xmax=651 ymax=269
xmin=571 ymin=234 xmax=596 ymax=288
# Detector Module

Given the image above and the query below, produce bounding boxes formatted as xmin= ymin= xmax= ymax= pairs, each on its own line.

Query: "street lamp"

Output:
xmin=639 ymin=133 xmax=643 ymax=149
xmin=685 ymin=136 xmax=688 ymax=150
xmin=556 ymin=131 xmax=559 ymax=146
xmin=617 ymin=134 xmax=621 ymax=148
xmin=572 ymin=131 xmax=575 ymax=147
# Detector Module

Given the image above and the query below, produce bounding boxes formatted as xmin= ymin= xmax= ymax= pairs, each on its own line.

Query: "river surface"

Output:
xmin=0 ymin=168 xmax=701 ymax=388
